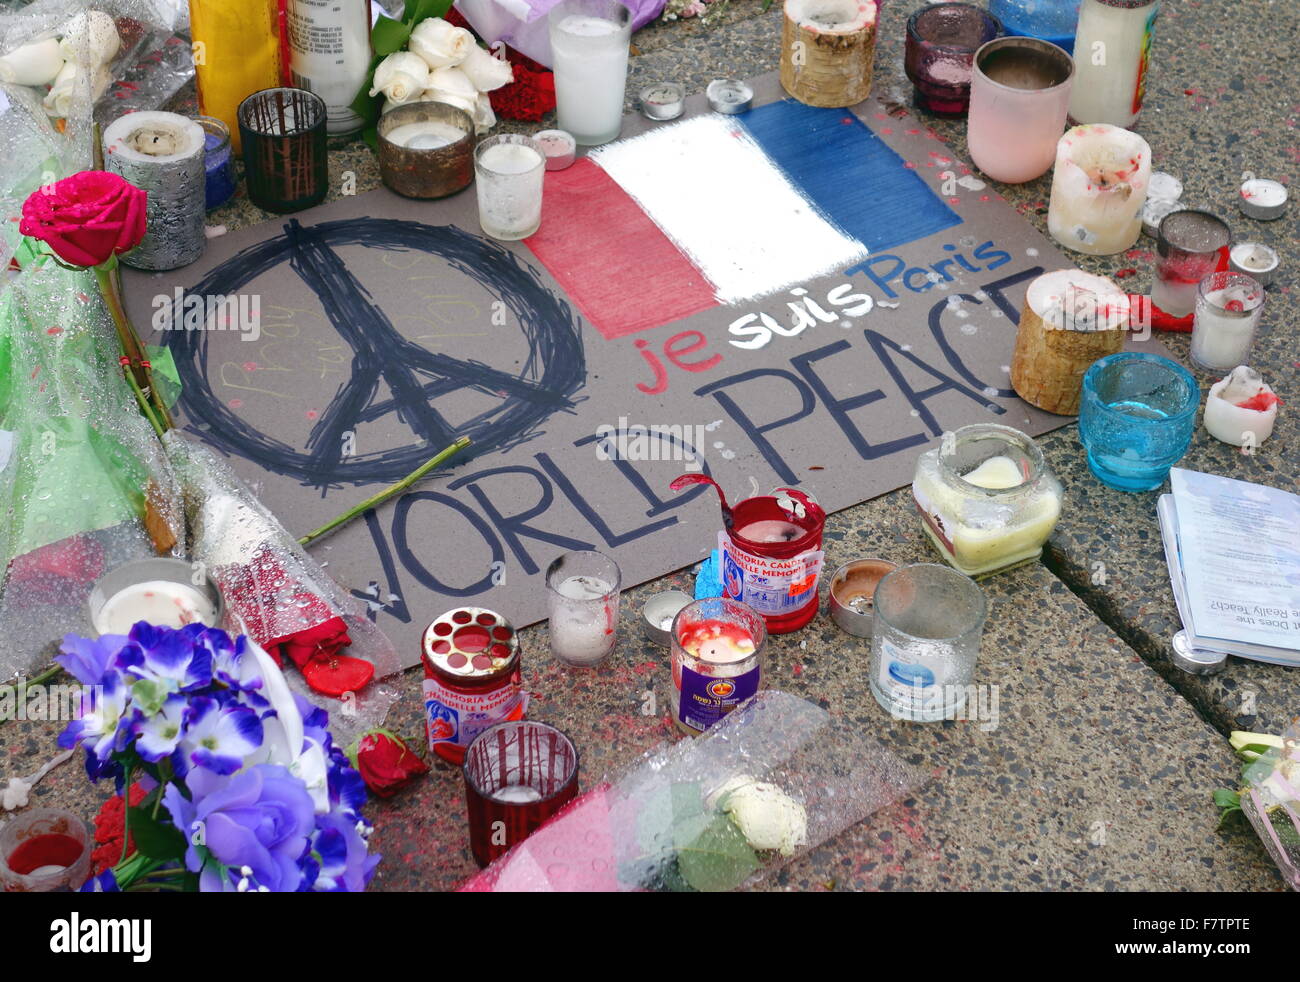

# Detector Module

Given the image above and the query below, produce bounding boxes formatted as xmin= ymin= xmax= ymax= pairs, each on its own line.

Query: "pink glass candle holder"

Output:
xmin=463 ymin=720 xmax=579 ymax=867
xmin=0 ymin=809 xmax=92 ymax=892
xmin=905 ymin=3 xmax=1002 ymax=116
xmin=1152 ymin=210 xmax=1231 ymax=318
xmin=967 ymin=36 xmax=1075 ymax=184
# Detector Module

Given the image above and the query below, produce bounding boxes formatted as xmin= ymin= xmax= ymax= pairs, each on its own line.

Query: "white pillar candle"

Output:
xmin=1047 ymin=124 xmax=1151 ymax=255
xmin=1190 ymin=273 xmax=1265 ymax=371
xmin=1203 ymin=367 xmax=1280 ymax=447
xmin=1068 ymin=0 xmax=1161 ymax=128
xmin=94 ymin=580 xmax=220 ymax=636
xmin=548 ymin=0 xmax=632 ymax=147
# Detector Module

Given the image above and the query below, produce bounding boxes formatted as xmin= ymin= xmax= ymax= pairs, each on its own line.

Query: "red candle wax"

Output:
xmin=7 ymin=833 xmax=84 ymax=876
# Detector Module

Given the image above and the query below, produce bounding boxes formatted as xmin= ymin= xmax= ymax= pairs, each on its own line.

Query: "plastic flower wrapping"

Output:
xmin=1238 ymin=720 xmax=1300 ymax=891
xmin=460 ymin=691 xmax=928 ymax=892
xmin=165 ymin=432 xmax=401 ymax=745
xmin=56 ymin=622 xmax=380 ymax=891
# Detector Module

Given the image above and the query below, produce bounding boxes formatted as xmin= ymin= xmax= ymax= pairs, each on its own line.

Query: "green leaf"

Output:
xmin=404 ymin=0 xmax=455 ymax=25
xmin=372 ymin=15 xmax=413 ymax=55
xmin=130 ymin=678 xmax=170 ymax=717
xmin=1212 ymin=789 xmax=1240 ymax=809
xmin=676 ymin=814 xmax=760 ymax=893
xmin=126 ymin=806 xmax=187 ymax=862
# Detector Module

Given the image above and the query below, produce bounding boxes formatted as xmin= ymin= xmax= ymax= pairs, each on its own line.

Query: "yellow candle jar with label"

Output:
xmin=912 ymin=424 xmax=1063 ymax=578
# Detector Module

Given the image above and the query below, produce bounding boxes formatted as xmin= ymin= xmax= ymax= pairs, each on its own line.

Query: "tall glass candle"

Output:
xmin=967 ymin=36 xmax=1075 ymax=184
xmin=238 ymin=87 xmax=330 ymax=214
xmin=1190 ymin=272 xmax=1265 ymax=372
xmin=1068 ymin=0 xmax=1160 ymax=128
xmin=190 ymin=0 xmax=283 ymax=154
xmin=1152 ymin=210 xmax=1231 ymax=318
xmin=545 ymin=550 xmax=621 ymax=667
xmin=548 ymin=0 xmax=632 ymax=146
xmin=474 ymin=134 xmax=546 ymax=240
xmin=285 ymin=0 xmax=371 ymax=137
xmin=989 ymin=0 xmax=1080 ymax=52
xmin=904 ymin=3 xmax=1002 ymax=116
xmin=1047 ymin=123 xmax=1151 ymax=255
xmin=670 ymin=597 xmax=767 ymax=735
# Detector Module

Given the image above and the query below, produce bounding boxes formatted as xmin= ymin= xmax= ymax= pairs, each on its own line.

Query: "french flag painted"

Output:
xmin=526 ymin=99 xmax=962 ymax=341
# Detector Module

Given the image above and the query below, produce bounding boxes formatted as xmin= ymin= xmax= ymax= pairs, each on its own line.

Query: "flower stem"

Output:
xmin=298 ymin=437 xmax=471 ymax=548
xmin=94 ymin=265 xmax=173 ymax=434
xmin=119 ymin=766 xmax=134 ymax=866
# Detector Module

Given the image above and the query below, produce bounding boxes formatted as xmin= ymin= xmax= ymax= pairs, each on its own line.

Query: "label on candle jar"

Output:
xmin=877 ymin=638 xmax=951 ymax=715
xmin=677 ymin=663 xmax=760 ymax=732
xmin=423 ymin=674 xmax=526 ymax=758
xmin=718 ymin=532 xmax=824 ymax=618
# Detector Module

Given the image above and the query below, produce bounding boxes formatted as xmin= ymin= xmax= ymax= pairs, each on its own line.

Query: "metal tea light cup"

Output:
xmin=377 ymin=102 xmax=475 ymax=199
xmin=870 ymin=563 xmax=987 ymax=723
xmin=641 ymin=589 xmax=693 ymax=647
xmin=87 ymin=557 xmax=225 ymax=638
xmin=828 ymin=559 xmax=899 ymax=638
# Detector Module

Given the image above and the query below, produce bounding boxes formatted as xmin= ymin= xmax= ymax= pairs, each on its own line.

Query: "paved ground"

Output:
xmin=2 ymin=0 xmax=1295 ymax=891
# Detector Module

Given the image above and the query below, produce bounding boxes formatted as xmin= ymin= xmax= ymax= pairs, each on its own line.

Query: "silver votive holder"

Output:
xmin=827 ymin=559 xmax=899 ymax=638
xmin=378 ymin=102 xmax=476 ymax=200
xmin=88 ymin=557 xmax=225 ymax=638
xmin=641 ymin=590 xmax=694 ymax=647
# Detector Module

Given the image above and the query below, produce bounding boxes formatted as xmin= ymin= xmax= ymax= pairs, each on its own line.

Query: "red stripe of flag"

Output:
xmin=525 ymin=158 xmax=718 ymax=341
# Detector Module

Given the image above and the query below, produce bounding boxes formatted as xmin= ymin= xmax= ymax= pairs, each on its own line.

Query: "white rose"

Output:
xmin=58 ymin=10 xmax=121 ymax=68
xmin=459 ymin=44 xmax=513 ymax=93
xmin=369 ymin=51 xmax=431 ymax=105
xmin=713 ymin=775 xmax=808 ymax=856
xmin=0 ymin=38 xmax=65 ymax=86
xmin=42 ymin=59 xmax=110 ymax=118
xmin=408 ymin=17 xmax=474 ymax=69
xmin=426 ymin=66 xmax=478 ymax=103
xmin=472 ymin=92 xmax=496 ymax=134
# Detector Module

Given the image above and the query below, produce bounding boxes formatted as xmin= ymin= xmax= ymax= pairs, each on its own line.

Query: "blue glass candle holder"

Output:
xmin=196 ymin=115 xmax=236 ymax=211
xmin=989 ymin=0 xmax=1081 ymax=54
xmin=1078 ymin=353 xmax=1199 ymax=492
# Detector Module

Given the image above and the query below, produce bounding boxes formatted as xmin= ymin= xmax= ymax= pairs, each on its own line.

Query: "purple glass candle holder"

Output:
xmin=463 ymin=720 xmax=579 ymax=867
xmin=905 ymin=2 xmax=1003 ymax=116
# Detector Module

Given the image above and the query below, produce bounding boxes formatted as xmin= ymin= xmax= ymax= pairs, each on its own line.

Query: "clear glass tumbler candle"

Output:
xmin=905 ymin=3 xmax=1003 ymax=116
xmin=1191 ymin=272 xmax=1265 ymax=372
xmin=1078 ymin=352 xmax=1199 ymax=492
xmin=671 ymin=596 xmax=767 ymax=735
xmin=548 ymin=0 xmax=632 ymax=146
xmin=546 ymin=549 xmax=621 ymax=667
xmin=474 ymin=134 xmax=546 ymax=241
xmin=195 ymin=115 xmax=236 ymax=211
xmin=870 ymin=563 xmax=987 ymax=723
xmin=1152 ymin=210 xmax=1231 ymax=318
xmin=462 ymin=721 xmax=579 ymax=867
xmin=967 ymin=36 xmax=1075 ymax=184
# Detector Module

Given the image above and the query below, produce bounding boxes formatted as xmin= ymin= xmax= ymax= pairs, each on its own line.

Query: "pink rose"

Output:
xmin=19 ymin=171 xmax=147 ymax=268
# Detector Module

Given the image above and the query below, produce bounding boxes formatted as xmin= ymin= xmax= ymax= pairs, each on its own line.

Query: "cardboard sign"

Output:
xmin=124 ymin=74 xmax=1162 ymax=667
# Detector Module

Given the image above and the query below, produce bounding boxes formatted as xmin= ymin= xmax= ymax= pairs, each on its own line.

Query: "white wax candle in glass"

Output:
xmin=546 ymin=550 xmax=622 ymax=667
xmin=474 ymin=134 xmax=545 ymax=240
xmin=95 ymin=580 xmax=220 ymax=635
xmin=967 ymin=37 xmax=1075 ymax=184
xmin=1047 ymin=124 xmax=1151 ymax=255
xmin=385 ymin=119 xmax=466 ymax=149
xmin=1190 ymin=272 xmax=1265 ymax=372
xmin=1068 ymin=0 xmax=1160 ymax=128
xmin=548 ymin=0 xmax=632 ymax=146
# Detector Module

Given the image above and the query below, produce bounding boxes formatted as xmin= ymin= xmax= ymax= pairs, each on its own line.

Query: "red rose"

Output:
xmin=353 ymin=730 xmax=429 ymax=799
xmin=19 ymin=171 xmax=148 ymax=269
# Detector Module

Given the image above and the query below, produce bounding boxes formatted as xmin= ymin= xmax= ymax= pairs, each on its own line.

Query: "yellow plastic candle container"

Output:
xmin=190 ymin=0 xmax=283 ymax=153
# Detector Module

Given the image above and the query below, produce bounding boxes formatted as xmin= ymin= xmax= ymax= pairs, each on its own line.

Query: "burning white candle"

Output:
xmin=95 ymin=580 xmax=219 ymax=636
xmin=1190 ymin=273 xmax=1265 ymax=371
xmin=548 ymin=0 xmax=631 ymax=146
xmin=1047 ymin=124 xmax=1151 ymax=256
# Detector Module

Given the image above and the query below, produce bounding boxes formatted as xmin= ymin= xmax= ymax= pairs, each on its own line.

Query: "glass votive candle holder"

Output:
xmin=870 ymin=563 xmax=987 ymax=723
xmin=1152 ymin=210 xmax=1232 ymax=318
xmin=546 ymin=549 xmax=621 ymax=667
xmin=912 ymin=424 xmax=1063 ymax=578
xmin=905 ymin=3 xmax=1002 ymax=116
xmin=474 ymin=133 xmax=546 ymax=241
xmin=967 ymin=36 xmax=1075 ymax=184
xmin=548 ymin=0 xmax=633 ymax=146
xmin=88 ymin=556 xmax=224 ymax=637
xmin=1191 ymin=272 xmax=1265 ymax=372
xmin=0 ymin=808 xmax=93 ymax=892
xmin=1078 ymin=352 xmax=1200 ymax=492
xmin=989 ymin=0 xmax=1080 ymax=52
xmin=238 ymin=87 xmax=329 ymax=214
xmin=377 ymin=101 xmax=475 ymax=199
xmin=670 ymin=596 xmax=767 ymax=735
xmin=1047 ymin=123 xmax=1152 ymax=256
xmin=195 ymin=115 xmax=236 ymax=211
xmin=462 ymin=720 xmax=579 ymax=867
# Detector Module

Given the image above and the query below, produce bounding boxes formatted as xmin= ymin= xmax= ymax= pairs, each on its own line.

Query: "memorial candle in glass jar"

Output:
xmin=670 ymin=597 xmax=767 ymax=735
xmin=1152 ymin=210 xmax=1231 ymax=318
xmin=912 ymin=424 xmax=1062 ymax=578
xmin=1047 ymin=124 xmax=1151 ymax=255
xmin=1069 ymin=0 xmax=1160 ymax=128
xmin=904 ymin=3 xmax=1003 ymax=117
xmin=1190 ymin=272 xmax=1265 ymax=372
